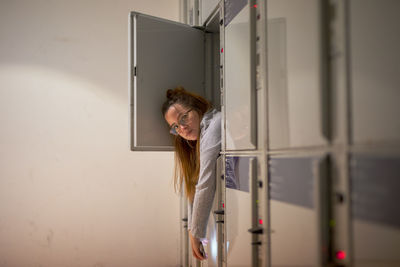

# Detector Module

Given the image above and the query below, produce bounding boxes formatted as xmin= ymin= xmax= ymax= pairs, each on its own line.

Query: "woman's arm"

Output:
xmin=190 ymin=111 xmax=221 ymax=240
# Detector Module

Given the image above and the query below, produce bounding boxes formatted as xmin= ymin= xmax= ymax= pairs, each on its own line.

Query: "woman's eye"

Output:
xmin=180 ymin=114 xmax=188 ymax=124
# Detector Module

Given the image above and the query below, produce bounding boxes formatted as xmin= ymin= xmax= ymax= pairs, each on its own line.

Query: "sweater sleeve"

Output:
xmin=190 ymin=112 xmax=221 ymax=239
xmin=188 ymin=199 xmax=193 ymax=231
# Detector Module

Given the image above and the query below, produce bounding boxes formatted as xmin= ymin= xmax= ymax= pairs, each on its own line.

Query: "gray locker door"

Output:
xmin=268 ymin=155 xmax=329 ymax=267
xmin=225 ymin=156 xmax=256 ymax=266
xmin=224 ymin=1 xmax=257 ymax=151
xmin=350 ymin=0 xmax=400 ymax=144
xmin=351 ymin=154 xmax=400 ymax=267
xmin=129 ymin=12 xmax=205 ymax=151
xmin=267 ymin=0 xmax=328 ymax=149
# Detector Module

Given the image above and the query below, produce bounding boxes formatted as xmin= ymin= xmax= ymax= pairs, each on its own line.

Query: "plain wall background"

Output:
xmin=0 ymin=1 xmax=180 ymax=266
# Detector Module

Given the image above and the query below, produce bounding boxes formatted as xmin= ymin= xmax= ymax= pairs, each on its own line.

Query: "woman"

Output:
xmin=162 ymin=87 xmax=221 ymax=261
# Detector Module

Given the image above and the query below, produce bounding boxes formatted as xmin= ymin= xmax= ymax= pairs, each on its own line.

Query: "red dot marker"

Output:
xmin=336 ymin=251 xmax=346 ymax=260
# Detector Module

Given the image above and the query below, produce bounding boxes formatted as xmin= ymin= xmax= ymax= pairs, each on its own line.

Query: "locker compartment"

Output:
xmin=129 ymin=12 xmax=221 ymax=151
xmin=203 ymin=156 xmax=224 ymax=267
xmin=225 ymin=156 xmax=256 ymax=266
xmin=267 ymin=0 xmax=328 ymax=149
xmin=350 ymin=154 xmax=400 ymax=267
xmin=268 ymin=155 xmax=329 ymax=267
xmin=224 ymin=0 xmax=257 ymax=151
xmin=350 ymin=0 xmax=400 ymax=144
xmin=203 ymin=215 xmax=219 ymax=266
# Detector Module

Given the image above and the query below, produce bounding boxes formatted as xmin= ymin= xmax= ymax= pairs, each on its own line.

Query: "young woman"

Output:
xmin=162 ymin=87 xmax=221 ymax=260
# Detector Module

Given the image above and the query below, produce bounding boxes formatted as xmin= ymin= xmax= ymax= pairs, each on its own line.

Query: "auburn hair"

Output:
xmin=161 ymin=86 xmax=211 ymax=202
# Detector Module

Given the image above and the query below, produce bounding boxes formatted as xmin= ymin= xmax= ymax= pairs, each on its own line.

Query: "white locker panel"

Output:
xmin=267 ymin=0 xmax=327 ymax=149
xmin=204 ymin=215 xmax=218 ymax=266
xmin=224 ymin=1 xmax=257 ymax=151
xmin=351 ymin=154 xmax=400 ymax=267
xmin=203 ymin=156 xmax=224 ymax=267
xmin=225 ymin=156 xmax=253 ymax=266
xmin=129 ymin=12 xmax=205 ymax=151
xmin=350 ymin=0 xmax=400 ymax=144
xmin=268 ymin=155 xmax=329 ymax=267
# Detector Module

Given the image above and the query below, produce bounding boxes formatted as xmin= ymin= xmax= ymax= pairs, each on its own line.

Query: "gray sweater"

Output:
xmin=188 ymin=109 xmax=221 ymax=239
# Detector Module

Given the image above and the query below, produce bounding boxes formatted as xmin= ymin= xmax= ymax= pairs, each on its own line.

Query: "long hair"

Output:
xmin=161 ymin=86 xmax=211 ymax=202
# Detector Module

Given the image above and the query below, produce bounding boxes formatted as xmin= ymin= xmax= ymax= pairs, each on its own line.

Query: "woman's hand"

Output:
xmin=189 ymin=231 xmax=206 ymax=260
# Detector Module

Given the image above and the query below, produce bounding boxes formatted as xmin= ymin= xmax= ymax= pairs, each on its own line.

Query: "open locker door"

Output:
xmin=129 ymin=12 xmax=205 ymax=151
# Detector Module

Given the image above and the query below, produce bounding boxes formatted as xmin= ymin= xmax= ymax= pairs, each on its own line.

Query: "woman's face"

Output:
xmin=164 ymin=103 xmax=201 ymax=141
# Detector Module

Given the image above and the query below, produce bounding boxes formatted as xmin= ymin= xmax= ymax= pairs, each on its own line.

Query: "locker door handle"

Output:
xmin=182 ymin=218 xmax=188 ymax=222
xmin=248 ymin=226 xmax=263 ymax=234
xmin=216 ymin=220 xmax=224 ymax=224
xmin=213 ymin=210 xmax=225 ymax=215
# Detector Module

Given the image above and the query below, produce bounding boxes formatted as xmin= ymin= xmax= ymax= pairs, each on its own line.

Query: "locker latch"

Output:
xmin=248 ymin=226 xmax=263 ymax=234
xmin=213 ymin=210 xmax=224 ymax=215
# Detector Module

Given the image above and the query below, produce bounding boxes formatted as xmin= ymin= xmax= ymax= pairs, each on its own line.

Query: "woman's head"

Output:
xmin=161 ymin=86 xmax=211 ymax=201
xmin=162 ymin=87 xmax=211 ymax=141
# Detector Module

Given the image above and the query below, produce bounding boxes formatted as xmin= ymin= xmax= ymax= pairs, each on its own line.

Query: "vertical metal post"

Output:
xmin=330 ymin=0 xmax=352 ymax=266
xmin=254 ymin=0 xmax=270 ymax=266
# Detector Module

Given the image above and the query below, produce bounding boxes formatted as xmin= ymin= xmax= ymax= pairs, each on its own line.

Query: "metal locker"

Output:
xmin=349 ymin=0 xmax=400 ymax=144
xmin=268 ymin=155 xmax=330 ymax=267
xmin=267 ymin=0 xmax=328 ymax=149
xmin=202 ymin=156 xmax=224 ymax=267
xmin=129 ymin=7 xmax=224 ymax=267
xmin=225 ymin=156 xmax=258 ymax=267
xmin=350 ymin=154 xmax=400 ymax=267
xmin=224 ymin=0 xmax=257 ymax=151
xmin=129 ymin=12 xmax=205 ymax=151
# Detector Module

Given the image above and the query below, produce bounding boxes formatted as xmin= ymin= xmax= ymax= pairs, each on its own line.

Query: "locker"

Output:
xmin=350 ymin=154 xmax=400 ymax=267
xmin=203 ymin=156 xmax=224 ymax=267
xmin=129 ymin=8 xmax=223 ymax=266
xmin=349 ymin=0 xmax=400 ymax=144
xmin=225 ymin=156 xmax=258 ymax=267
xmin=268 ymin=155 xmax=330 ymax=266
xmin=224 ymin=1 xmax=257 ymax=151
xmin=129 ymin=1 xmax=400 ymax=266
xmin=267 ymin=0 xmax=328 ymax=149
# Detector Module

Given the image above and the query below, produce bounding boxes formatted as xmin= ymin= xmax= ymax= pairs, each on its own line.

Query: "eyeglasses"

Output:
xmin=170 ymin=109 xmax=192 ymax=136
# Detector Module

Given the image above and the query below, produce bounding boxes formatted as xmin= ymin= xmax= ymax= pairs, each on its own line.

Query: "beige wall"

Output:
xmin=0 ymin=1 xmax=180 ymax=266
